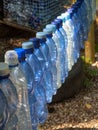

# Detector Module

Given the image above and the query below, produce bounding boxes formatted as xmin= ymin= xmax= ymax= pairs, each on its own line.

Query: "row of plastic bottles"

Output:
xmin=0 ymin=0 xmax=96 ymax=130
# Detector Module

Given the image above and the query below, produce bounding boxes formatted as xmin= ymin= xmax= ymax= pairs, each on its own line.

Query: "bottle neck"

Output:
xmin=0 ymin=74 xmax=10 ymax=80
xmin=9 ymin=64 xmax=18 ymax=68
xmin=59 ymin=24 xmax=62 ymax=28
xmin=39 ymin=38 xmax=46 ymax=45
xmin=24 ymin=48 xmax=33 ymax=55
xmin=46 ymin=33 xmax=52 ymax=38
xmin=18 ymin=57 xmax=25 ymax=63
xmin=33 ymin=42 xmax=40 ymax=49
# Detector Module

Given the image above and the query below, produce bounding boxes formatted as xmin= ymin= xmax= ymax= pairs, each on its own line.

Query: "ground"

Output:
xmin=40 ymin=62 xmax=98 ymax=130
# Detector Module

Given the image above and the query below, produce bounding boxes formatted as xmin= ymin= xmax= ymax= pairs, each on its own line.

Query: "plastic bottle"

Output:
xmin=22 ymin=41 xmax=53 ymax=100
xmin=0 ymin=89 xmax=9 ymax=130
xmin=67 ymin=9 xmax=80 ymax=61
xmin=14 ymin=48 xmax=48 ymax=124
xmin=71 ymin=6 xmax=84 ymax=50
xmin=29 ymin=38 xmax=54 ymax=102
xmin=73 ymin=1 xmax=83 ymax=42
xmin=51 ymin=21 xmax=65 ymax=83
xmin=45 ymin=24 xmax=61 ymax=88
xmin=79 ymin=0 xmax=88 ymax=40
xmin=0 ymin=62 xmax=18 ymax=130
xmin=61 ymin=12 xmax=75 ymax=71
xmin=22 ymin=42 xmax=42 ymax=84
xmin=43 ymin=29 xmax=58 ymax=90
xmin=36 ymin=32 xmax=55 ymax=95
xmin=54 ymin=18 xmax=68 ymax=77
xmin=4 ymin=50 xmax=33 ymax=130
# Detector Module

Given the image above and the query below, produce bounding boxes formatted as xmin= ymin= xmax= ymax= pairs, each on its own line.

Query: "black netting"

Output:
xmin=2 ymin=0 xmax=72 ymax=31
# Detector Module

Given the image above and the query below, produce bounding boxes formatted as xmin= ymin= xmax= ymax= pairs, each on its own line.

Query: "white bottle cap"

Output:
xmin=43 ymin=28 xmax=52 ymax=35
xmin=46 ymin=24 xmax=56 ymax=32
xmin=36 ymin=32 xmax=46 ymax=39
xmin=57 ymin=16 xmax=63 ymax=20
xmin=22 ymin=42 xmax=33 ymax=49
xmin=0 ymin=62 xmax=10 ymax=76
xmin=5 ymin=50 xmax=19 ymax=66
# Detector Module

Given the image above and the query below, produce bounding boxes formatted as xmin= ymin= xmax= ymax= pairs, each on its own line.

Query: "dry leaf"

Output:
xmin=85 ymin=103 xmax=92 ymax=109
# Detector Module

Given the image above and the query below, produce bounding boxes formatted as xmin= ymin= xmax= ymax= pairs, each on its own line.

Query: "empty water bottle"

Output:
xmin=29 ymin=38 xmax=54 ymax=102
xmin=45 ymin=24 xmax=61 ymax=88
xmin=0 ymin=62 xmax=18 ymax=130
xmin=36 ymin=32 xmax=55 ymax=95
xmin=61 ymin=12 xmax=75 ymax=71
xmin=0 ymin=89 xmax=9 ymax=130
xmin=51 ymin=21 xmax=65 ymax=83
xmin=79 ymin=0 xmax=88 ymax=40
xmin=15 ymin=48 xmax=48 ymax=124
xmin=67 ymin=9 xmax=80 ymax=61
xmin=43 ymin=29 xmax=58 ymax=91
xmin=54 ymin=18 xmax=68 ymax=77
xmin=22 ymin=41 xmax=52 ymax=102
xmin=4 ymin=50 xmax=32 ymax=130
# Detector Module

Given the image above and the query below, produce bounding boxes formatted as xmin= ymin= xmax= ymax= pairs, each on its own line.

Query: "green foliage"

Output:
xmin=81 ymin=55 xmax=98 ymax=87
xmin=82 ymin=58 xmax=98 ymax=87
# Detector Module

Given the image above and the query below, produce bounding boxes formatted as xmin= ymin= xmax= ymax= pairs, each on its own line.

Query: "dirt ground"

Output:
xmin=40 ymin=63 xmax=98 ymax=130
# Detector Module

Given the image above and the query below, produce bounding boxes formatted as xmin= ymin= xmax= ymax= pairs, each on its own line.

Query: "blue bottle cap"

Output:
xmin=29 ymin=38 xmax=39 ymax=43
xmin=67 ymin=8 xmax=74 ymax=12
xmin=0 ymin=62 xmax=9 ymax=76
xmin=74 ymin=3 xmax=80 ymax=8
xmin=14 ymin=48 xmax=25 ymax=61
xmin=22 ymin=42 xmax=33 ymax=50
xmin=46 ymin=24 xmax=56 ymax=32
xmin=51 ymin=21 xmax=60 ymax=29
xmin=36 ymin=32 xmax=46 ymax=39
xmin=54 ymin=18 xmax=63 ymax=25
xmin=29 ymin=38 xmax=40 ymax=49
xmin=75 ymin=1 xmax=82 ymax=7
xmin=57 ymin=16 xmax=64 ymax=21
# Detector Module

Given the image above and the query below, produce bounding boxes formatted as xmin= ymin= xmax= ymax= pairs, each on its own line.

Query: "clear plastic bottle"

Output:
xmin=61 ymin=12 xmax=75 ymax=71
xmin=74 ymin=1 xmax=83 ymax=42
xmin=29 ymin=38 xmax=54 ymax=102
xmin=22 ymin=41 xmax=53 ymax=102
xmin=4 ymin=50 xmax=33 ymax=130
xmin=51 ymin=21 xmax=65 ymax=83
xmin=0 ymin=62 xmax=18 ymax=130
xmin=54 ymin=18 xmax=68 ymax=78
xmin=43 ymin=29 xmax=58 ymax=91
xmin=45 ymin=24 xmax=61 ymax=88
xmin=67 ymin=9 xmax=80 ymax=61
xmin=71 ymin=6 xmax=84 ymax=49
xmin=36 ymin=32 xmax=55 ymax=95
xmin=22 ymin=42 xmax=42 ymax=84
xmin=79 ymin=0 xmax=88 ymax=40
xmin=14 ymin=48 xmax=48 ymax=124
xmin=0 ymin=89 xmax=9 ymax=130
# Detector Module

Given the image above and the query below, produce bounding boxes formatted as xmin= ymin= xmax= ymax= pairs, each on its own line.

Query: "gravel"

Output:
xmin=39 ymin=64 xmax=98 ymax=130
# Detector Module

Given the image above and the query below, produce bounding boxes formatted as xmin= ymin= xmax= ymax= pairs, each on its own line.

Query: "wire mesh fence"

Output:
xmin=1 ymin=0 xmax=72 ymax=31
